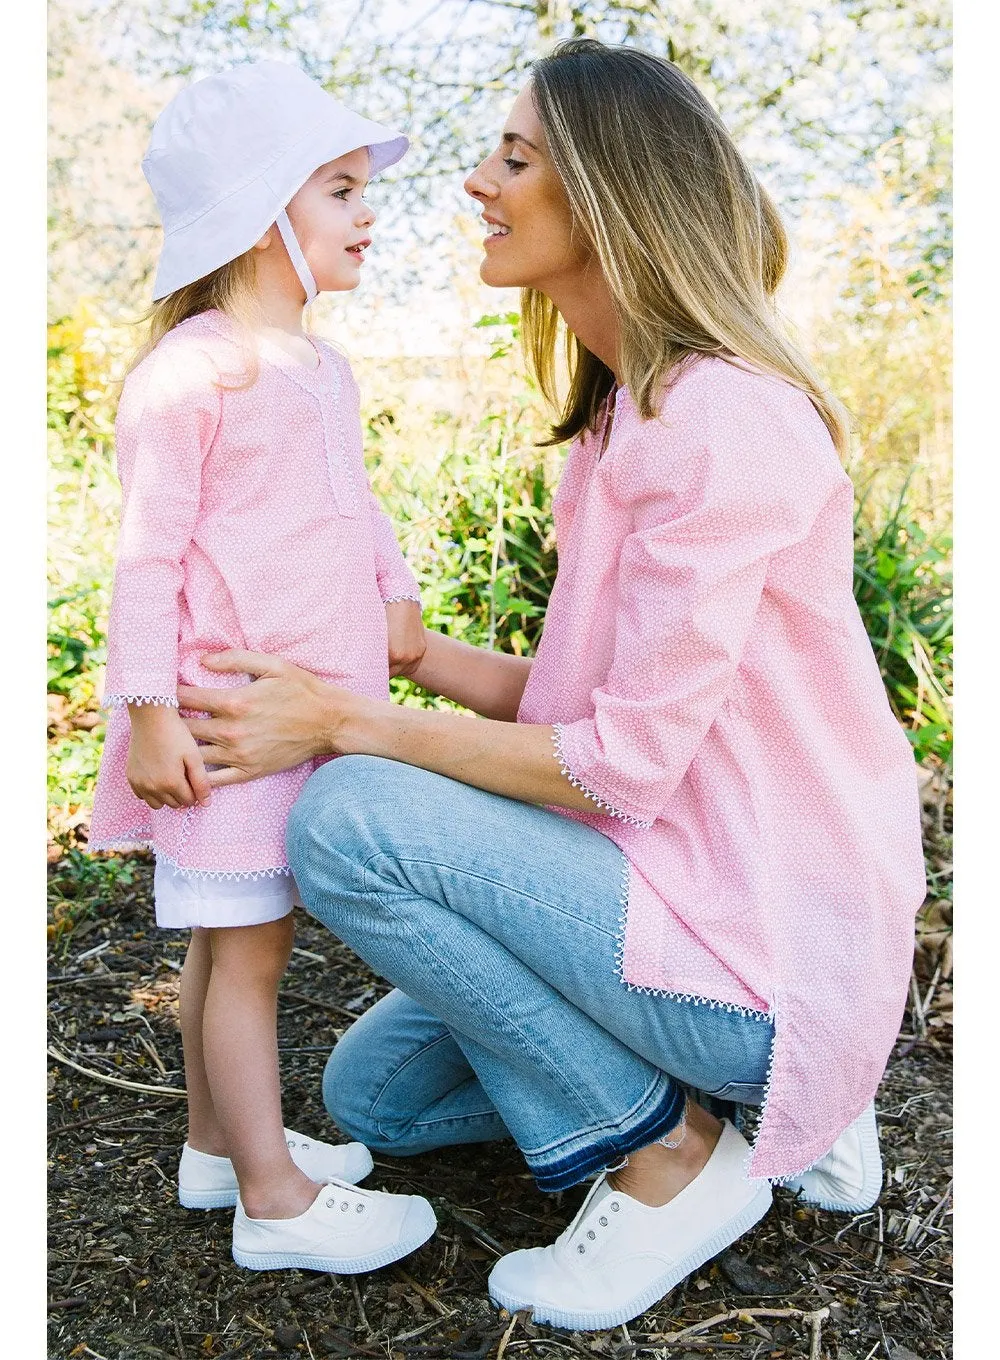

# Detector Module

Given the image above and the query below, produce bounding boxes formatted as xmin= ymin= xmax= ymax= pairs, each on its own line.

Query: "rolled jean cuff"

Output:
xmin=523 ymin=1073 xmax=686 ymax=1193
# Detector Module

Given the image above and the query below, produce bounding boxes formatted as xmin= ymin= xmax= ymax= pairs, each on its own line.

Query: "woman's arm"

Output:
xmin=178 ymin=650 xmax=595 ymax=814
xmin=406 ymin=629 xmax=533 ymax=722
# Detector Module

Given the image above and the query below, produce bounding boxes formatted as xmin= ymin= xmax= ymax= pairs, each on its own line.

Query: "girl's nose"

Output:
xmin=358 ymin=199 xmax=376 ymax=228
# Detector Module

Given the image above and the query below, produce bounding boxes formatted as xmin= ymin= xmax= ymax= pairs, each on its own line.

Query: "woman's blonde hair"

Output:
xmin=524 ymin=39 xmax=849 ymax=453
xmin=125 ymin=248 xmax=264 ymax=384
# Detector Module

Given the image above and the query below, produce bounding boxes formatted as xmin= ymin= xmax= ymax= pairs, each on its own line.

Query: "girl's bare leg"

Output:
xmin=179 ymin=927 xmax=227 ymax=1156
xmin=202 ymin=916 xmax=320 ymax=1219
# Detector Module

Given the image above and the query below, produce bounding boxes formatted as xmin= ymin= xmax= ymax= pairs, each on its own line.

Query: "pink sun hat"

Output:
xmin=143 ymin=60 xmax=409 ymax=302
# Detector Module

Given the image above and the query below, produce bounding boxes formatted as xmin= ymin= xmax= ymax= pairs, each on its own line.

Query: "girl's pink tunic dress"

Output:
xmin=516 ymin=356 xmax=926 ymax=1180
xmin=89 ymin=310 xmax=420 ymax=880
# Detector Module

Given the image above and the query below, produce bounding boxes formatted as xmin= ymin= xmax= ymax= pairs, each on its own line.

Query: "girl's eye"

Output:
xmin=333 ymin=188 xmax=351 ymax=200
xmin=503 ymin=157 xmax=528 ymax=173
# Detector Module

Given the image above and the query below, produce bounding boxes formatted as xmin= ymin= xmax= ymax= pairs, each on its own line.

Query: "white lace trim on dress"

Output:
xmin=102 ymin=694 xmax=179 ymax=709
xmin=87 ymin=833 xmax=293 ymax=882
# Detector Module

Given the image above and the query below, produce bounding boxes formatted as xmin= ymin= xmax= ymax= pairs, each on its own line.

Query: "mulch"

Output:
xmin=47 ymin=781 xmax=951 ymax=1360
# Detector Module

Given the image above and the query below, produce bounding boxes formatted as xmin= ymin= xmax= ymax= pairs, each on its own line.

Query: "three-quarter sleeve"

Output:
xmin=102 ymin=344 xmax=222 ymax=707
xmin=367 ymin=490 xmax=422 ymax=605
xmin=553 ymin=381 xmax=843 ymax=826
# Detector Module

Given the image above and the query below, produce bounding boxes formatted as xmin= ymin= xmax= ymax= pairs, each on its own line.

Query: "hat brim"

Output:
xmin=151 ymin=111 xmax=409 ymax=301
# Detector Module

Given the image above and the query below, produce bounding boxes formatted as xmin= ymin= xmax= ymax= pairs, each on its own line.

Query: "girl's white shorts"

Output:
xmin=153 ymin=858 xmax=299 ymax=930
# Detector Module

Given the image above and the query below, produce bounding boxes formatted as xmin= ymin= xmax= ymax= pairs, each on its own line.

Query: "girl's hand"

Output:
xmin=127 ymin=704 xmax=213 ymax=810
xmin=386 ymin=600 xmax=426 ymax=679
xmin=177 ymin=651 xmax=359 ymax=787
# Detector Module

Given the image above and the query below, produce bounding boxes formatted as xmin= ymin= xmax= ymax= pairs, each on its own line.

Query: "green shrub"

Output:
xmin=853 ymin=476 xmax=952 ymax=768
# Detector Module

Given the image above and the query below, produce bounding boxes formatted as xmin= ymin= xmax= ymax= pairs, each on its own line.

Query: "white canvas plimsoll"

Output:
xmin=178 ymin=1129 xmax=374 ymax=1209
xmin=232 ymin=1177 xmax=437 ymax=1274
xmin=488 ymin=1121 xmax=772 ymax=1332
xmin=785 ymin=1101 xmax=883 ymax=1212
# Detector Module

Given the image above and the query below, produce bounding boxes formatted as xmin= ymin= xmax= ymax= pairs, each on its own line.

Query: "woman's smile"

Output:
xmin=482 ymin=214 xmax=511 ymax=247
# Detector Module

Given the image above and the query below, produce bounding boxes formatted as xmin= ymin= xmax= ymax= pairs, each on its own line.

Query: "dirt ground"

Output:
xmin=47 ymin=790 xmax=952 ymax=1360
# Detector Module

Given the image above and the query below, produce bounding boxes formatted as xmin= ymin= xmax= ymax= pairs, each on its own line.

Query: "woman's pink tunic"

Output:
xmin=516 ymin=356 xmax=926 ymax=1180
xmin=89 ymin=310 xmax=420 ymax=878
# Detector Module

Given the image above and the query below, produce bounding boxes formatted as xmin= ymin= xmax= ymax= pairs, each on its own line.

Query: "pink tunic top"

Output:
xmin=516 ymin=356 xmax=926 ymax=1180
xmin=89 ymin=309 xmax=420 ymax=878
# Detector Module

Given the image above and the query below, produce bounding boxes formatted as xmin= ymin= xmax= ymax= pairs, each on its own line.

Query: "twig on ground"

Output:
xmin=909 ymin=973 xmax=927 ymax=1037
xmin=351 ymin=1275 xmax=371 ymax=1333
xmin=393 ymin=1314 xmax=453 ymax=1344
xmin=138 ymin=1031 xmax=169 ymax=1077
xmin=440 ymin=1202 xmax=507 ymax=1255
xmin=173 ymin=1316 xmax=188 ymax=1358
xmin=809 ymin=1306 xmax=830 ymax=1360
xmin=495 ymin=1310 xmax=521 ymax=1360
xmin=47 ymin=1044 xmax=186 ymax=1097
xmin=279 ymin=988 xmax=365 ymax=1021
xmin=392 ymin=1264 xmax=454 ymax=1317
xmin=658 ymin=1306 xmax=831 ymax=1342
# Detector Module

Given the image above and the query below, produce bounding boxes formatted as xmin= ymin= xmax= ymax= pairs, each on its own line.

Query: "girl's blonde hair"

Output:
xmin=524 ymin=39 xmax=849 ymax=454
xmin=125 ymin=248 xmax=264 ymax=384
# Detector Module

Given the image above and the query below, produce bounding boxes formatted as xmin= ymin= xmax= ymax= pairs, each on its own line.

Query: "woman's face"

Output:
xmin=464 ymin=84 xmax=590 ymax=292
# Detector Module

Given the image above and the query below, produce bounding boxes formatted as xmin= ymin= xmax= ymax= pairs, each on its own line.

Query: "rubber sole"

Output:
xmin=786 ymin=1104 xmax=883 ymax=1212
xmin=178 ymin=1186 xmax=239 ymax=1210
xmin=178 ymin=1147 xmax=375 ymax=1212
xmin=489 ymin=1181 xmax=773 ymax=1331
xmin=231 ymin=1199 xmax=438 ymax=1275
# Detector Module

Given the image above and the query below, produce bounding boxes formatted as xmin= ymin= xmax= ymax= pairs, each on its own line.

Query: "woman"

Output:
xmin=177 ymin=40 xmax=926 ymax=1330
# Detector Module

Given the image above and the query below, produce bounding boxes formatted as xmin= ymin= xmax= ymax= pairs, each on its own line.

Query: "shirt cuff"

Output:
xmin=551 ymin=722 xmax=656 ymax=829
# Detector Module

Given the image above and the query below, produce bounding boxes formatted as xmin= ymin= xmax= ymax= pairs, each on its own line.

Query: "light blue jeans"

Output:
xmin=286 ymin=756 xmax=773 ymax=1192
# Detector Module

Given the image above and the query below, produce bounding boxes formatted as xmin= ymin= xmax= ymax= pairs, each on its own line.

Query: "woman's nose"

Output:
xmin=464 ymin=155 xmax=496 ymax=201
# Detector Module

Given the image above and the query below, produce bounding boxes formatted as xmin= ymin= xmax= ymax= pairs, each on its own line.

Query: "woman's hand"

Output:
xmin=177 ymin=651 xmax=361 ymax=788
xmin=127 ymin=704 xmax=212 ymax=810
xmin=386 ymin=600 xmax=426 ymax=679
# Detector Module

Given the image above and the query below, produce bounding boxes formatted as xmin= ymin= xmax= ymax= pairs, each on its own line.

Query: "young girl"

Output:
xmin=88 ymin=60 xmax=438 ymax=1274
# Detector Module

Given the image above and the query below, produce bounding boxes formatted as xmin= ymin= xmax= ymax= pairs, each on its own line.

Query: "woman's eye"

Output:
xmin=503 ymin=157 xmax=528 ymax=173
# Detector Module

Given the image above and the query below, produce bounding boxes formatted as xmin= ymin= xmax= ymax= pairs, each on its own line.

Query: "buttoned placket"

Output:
xmin=257 ymin=335 xmax=360 ymax=519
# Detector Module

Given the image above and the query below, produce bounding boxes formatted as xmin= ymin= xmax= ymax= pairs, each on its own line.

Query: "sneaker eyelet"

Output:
xmin=356 ymin=1204 xmax=365 ymax=1213
xmin=341 ymin=1202 xmax=349 ymax=1211
xmin=611 ymin=1202 xmax=620 ymax=1211
xmin=302 ymin=1142 xmax=310 ymax=1149
xmin=287 ymin=1139 xmax=295 ymax=1148
xmin=577 ymin=1244 xmax=586 ymax=1254
xmin=587 ymin=1230 xmax=596 ymax=1239
xmin=599 ymin=1216 xmax=608 ymax=1226
xmin=325 ymin=1199 xmax=334 ymax=1208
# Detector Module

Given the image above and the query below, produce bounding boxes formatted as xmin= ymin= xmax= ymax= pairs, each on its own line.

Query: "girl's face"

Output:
xmin=464 ymin=84 xmax=589 ymax=292
xmin=283 ymin=147 xmax=376 ymax=292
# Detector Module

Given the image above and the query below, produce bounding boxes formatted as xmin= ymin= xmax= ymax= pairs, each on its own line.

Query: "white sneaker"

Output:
xmin=785 ymin=1102 xmax=882 ymax=1212
xmin=488 ymin=1121 xmax=772 ymax=1331
xmin=232 ymin=1177 xmax=437 ymax=1274
xmin=178 ymin=1129 xmax=374 ymax=1209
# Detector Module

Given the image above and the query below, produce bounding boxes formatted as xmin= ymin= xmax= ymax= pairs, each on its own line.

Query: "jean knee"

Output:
xmin=287 ymin=756 xmax=406 ymax=888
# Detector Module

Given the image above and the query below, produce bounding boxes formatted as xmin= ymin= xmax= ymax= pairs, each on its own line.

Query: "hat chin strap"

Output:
xmin=275 ymin=209 xmax=318 ymax=304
